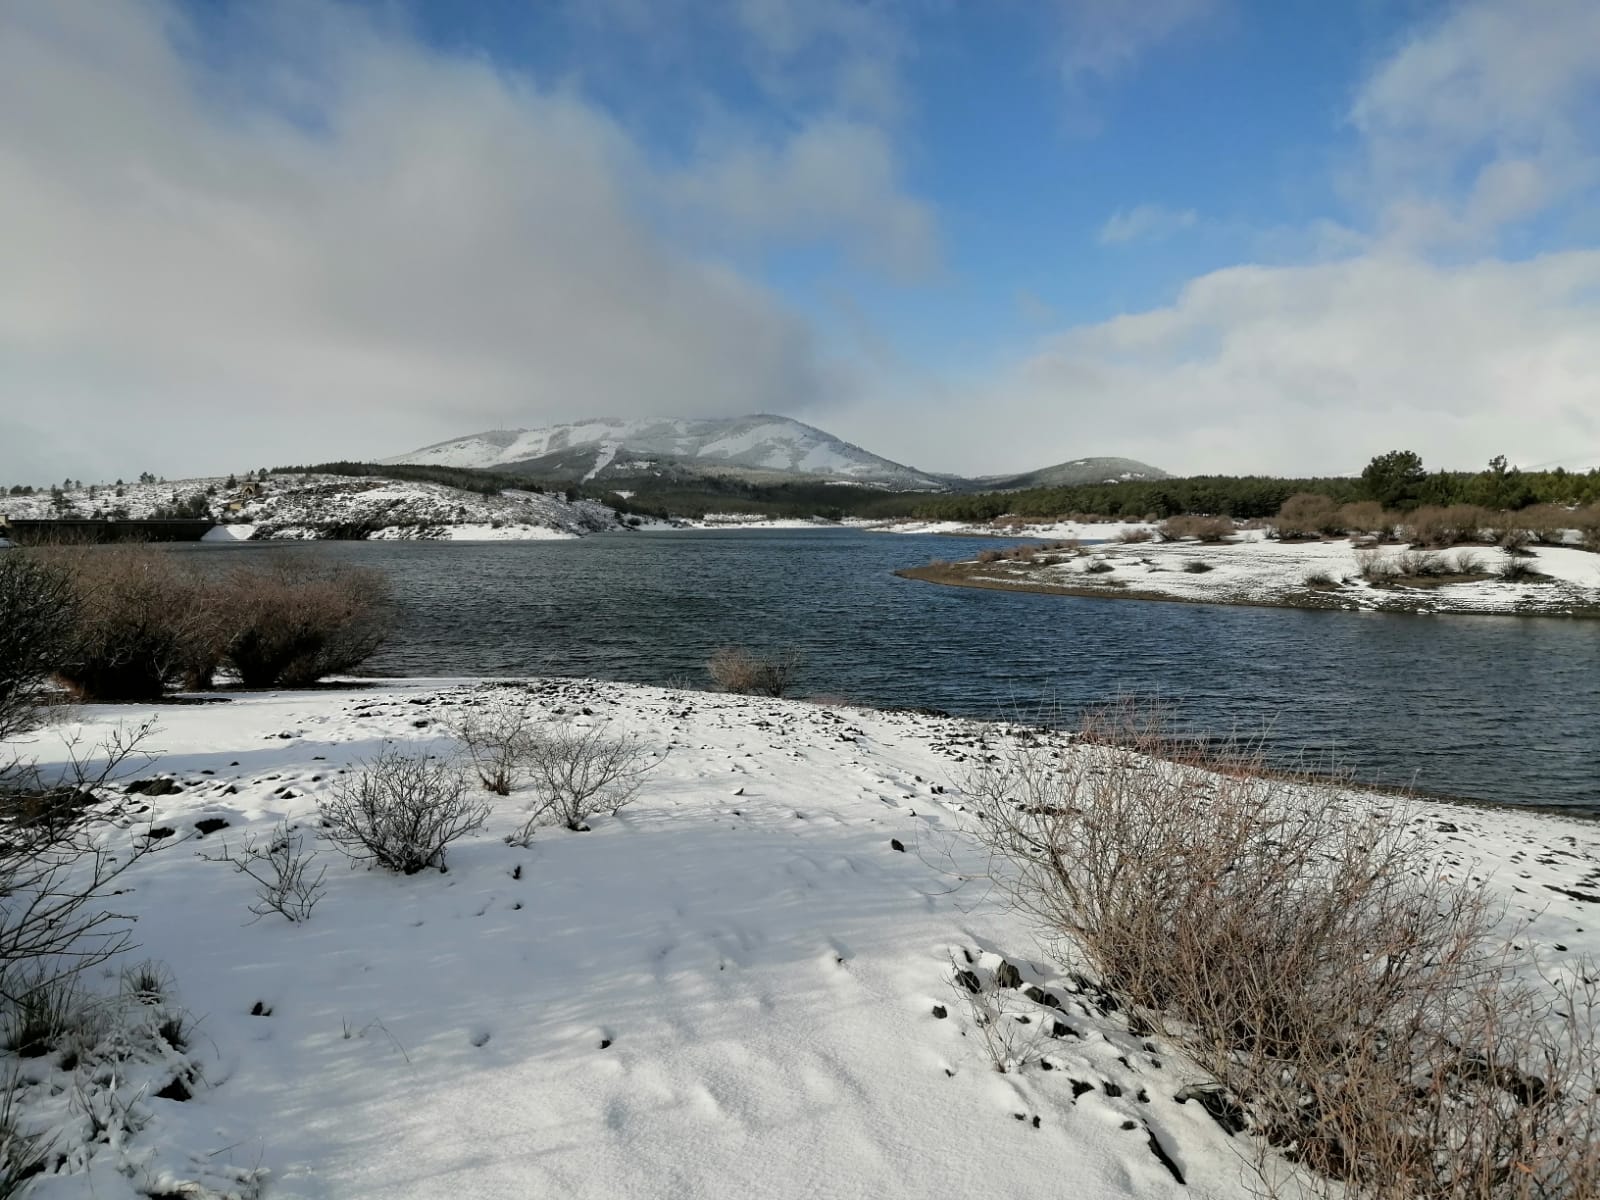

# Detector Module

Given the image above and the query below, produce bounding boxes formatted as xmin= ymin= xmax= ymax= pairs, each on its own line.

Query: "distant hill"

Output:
xmin=387 ymin=416 xmax=1167 ymax=499
xmin=387 ymin=415 xmax=947 ymax=491
xmin=963 ymin=456 xmax=1170 ymax=492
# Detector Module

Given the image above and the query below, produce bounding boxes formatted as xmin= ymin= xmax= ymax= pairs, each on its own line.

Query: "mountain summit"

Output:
xmin=386 ymin=415 xmax=947 ymax=490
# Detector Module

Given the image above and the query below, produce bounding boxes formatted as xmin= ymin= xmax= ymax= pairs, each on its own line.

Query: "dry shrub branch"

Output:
xmin=965 ymin=706 xmax=1599 ymax=1199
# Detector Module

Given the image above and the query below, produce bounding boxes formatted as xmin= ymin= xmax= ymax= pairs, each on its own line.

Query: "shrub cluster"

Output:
xmin=5 ymin=547 xmax=390 ymax=701
xmin=707 ymin=646 xmax=802 ymax=697
xmin=967 ymin=708 xmax=1600 ymax=1199
xmin=1157 ymin=515 xmax=1233 ymax=542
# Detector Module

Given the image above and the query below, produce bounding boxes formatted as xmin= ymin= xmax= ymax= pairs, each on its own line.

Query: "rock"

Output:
xmin=890 ymin=838 xmax=905 ymax=852
xmin=931 ymin=1004 xmax=947 ymax=1019
xmin=994 ymin=960 xmax=1022 ymax=989
xmin=126 ymin=778 xmax=180 ymax=796
xmin=1023 ymin=984 xmax=1059 ymax=1008
xmin=194 ymin=817 xmax=230 ymax=837
xmin=952 ymin=968 xmax=982 ymax=994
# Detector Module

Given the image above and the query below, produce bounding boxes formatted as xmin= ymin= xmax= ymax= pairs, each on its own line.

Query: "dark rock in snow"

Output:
xmin=890 ymin=838 xmax=905 ymax=852
xmin=952 ymin=969 xmax=982 ymax=994
xmin=994 ymin=960 xmax=1022 ymax=989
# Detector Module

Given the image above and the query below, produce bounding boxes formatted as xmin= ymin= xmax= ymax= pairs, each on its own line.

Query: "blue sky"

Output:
xmin=2 ymin=0 xmax=1598 ymax=481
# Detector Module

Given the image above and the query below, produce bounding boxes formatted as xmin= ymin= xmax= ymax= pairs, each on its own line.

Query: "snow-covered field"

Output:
xmin=904 ymin=532 xmax=1600 ymax=617
xmin=0 ymin=476 xmax=618 ymax=541
xmin=9 ymin=680 xmax=1600 ymax=1199
xmin=861 ymin=517 xmax=1158 ymax=541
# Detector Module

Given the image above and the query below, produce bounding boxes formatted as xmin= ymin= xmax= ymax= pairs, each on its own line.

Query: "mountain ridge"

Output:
xmin=387 ymin=415 xmax=1166 ymax=492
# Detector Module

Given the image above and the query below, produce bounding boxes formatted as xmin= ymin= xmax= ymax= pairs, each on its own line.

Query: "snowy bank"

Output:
xmin=899 ymin=534 xmax=1600 ymax=617
xmin=8 ymin=680 xmax=1598 ymax=1198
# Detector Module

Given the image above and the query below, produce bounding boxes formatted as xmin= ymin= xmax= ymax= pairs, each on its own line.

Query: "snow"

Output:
xmin=387 ymin=416 xmax=945 ymax=489
xmin=10 ymin=679 xmax=1600 ymax=1199
xmin=920 ymin=535 xmax=1600 ymax=617
xmin=864 ymin=518 xmax=1158 ymax=541
xmin=0 ymin=476 xmax=618 ymax=541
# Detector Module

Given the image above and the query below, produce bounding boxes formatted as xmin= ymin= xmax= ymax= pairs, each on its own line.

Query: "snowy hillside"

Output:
xmin=387 ymin=415 xmax=948 ymax=490
xmin=969 ymin=456 xmax=1170 ymax=491
xmin=0 ymin=475 xmax=619 ymax=541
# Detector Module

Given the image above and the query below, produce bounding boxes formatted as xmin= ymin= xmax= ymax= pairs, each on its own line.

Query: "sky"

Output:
xmin=3 ymin=0 xmax=1599 ymax=484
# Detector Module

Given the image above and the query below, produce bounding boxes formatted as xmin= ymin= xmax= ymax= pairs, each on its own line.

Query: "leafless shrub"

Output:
xmin=965 ymin=706 xmax=1600 ymax=1200
xmin=43 ymin=547 xmax=216 ymax=702
xmin=1336 ymin=501 xmax=1390 ymax=537
xmin=321 ymin=746 xmax=486 ymax=874
xmin=1304 ymin=569 xmax=1340 ymax=587
xmin=221 ymin=558 xmax=390 ymax=688
xmin=1082 ymin=558 xmax=1115 ymax=574
xmin=0 ymin=721 xmax=160 ymax=1005
xmin=1182 ymin=559 xmax=1214 ymax=573
xmin=976 ymin=548 xmax=1004 ymax=564
xmin=451 ymin=701 xmax=537 ymax=795
xmin=1160 ymin=515 xmax=1234 ymax=542
xmin=1499 ymin=556 xmax=1540 ymax=582
xmin=948 ymin=955 xmax=1047 ymax=1074
xmin=1452 ymin=549 xmax=1487 ymax=575
xmin=706 ymin=646 xmax=802 ymax=697
xmin=0 ymin=553 xmax=77 ymax=740
xmin=1403 ymin=505 xmax=1491 ymax=549
xmin=203 ymin=821 xmax=326 ymax=922
xmin=1274 ymin=494 xmax=1342 ymax=538
xmin=1117 ymin=527 xmax=1154 ymax=544
xmin=517 ymin=721 xmax=658 ymax=835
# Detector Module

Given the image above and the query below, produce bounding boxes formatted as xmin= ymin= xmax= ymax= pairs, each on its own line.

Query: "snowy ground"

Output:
xmin=860 ymin=517 xmax=1157 ymax=541
xmin=903 ymin=532 xmax=1600 ymax=617
xmin=9 ymin=680 xmax=1600 ymax=1199
xmin=0 ymin=476 xmax=618 ymax=541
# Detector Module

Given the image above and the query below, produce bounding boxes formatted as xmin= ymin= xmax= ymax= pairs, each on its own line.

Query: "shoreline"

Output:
xmin=896 ymin=537 xmax=1600 ymax=620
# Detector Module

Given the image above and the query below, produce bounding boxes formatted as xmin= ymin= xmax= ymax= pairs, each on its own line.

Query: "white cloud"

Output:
xmin=669 ymin=121 xmax=937 ymax=279
xmin=1055 ymin=0 xmax=1219 ymax=89
xmin=1098 ymin=203 xmax=1199 ymax=245
xmin=932 ymin=252 xmax=1600 ymax=477
xmin=1349 ymin=0 xmax=1600 ymax=246
xmin=0 ymin=1 xmax=923 ymax=482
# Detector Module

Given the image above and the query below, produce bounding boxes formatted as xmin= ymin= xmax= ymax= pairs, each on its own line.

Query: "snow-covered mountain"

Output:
xmin=969 ymin=456 xmax=1171 ymax=491
xmin=386 ymin=415 xmax=947 ymax=490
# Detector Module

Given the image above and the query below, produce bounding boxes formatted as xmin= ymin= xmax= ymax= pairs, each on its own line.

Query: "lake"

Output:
xmin=175 ymin=529 xmax=1600 ymax=811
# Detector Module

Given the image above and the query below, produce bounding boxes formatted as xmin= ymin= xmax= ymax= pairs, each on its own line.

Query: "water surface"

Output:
xmin=177 ymin=530 xmax=1600 ymax=810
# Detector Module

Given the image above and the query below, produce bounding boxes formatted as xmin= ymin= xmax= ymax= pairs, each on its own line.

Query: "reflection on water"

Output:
xmin=173 ymin=530 xmax=1600 ymax=810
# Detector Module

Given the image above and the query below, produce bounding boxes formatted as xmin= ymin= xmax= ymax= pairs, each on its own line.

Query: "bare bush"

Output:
xmin=1336 ymin=501 xmax=1390 ymax=538
xmin=221 ymin=558 xmax=390 ymax=688
xmin=321 ymin=746 xmax=486 ymax=874
xmin=1182 ymin=559 xmax=1214 ymax=573
xmin=0 ymin=553 xmax=76 ymax=740
xmin=202 ymin=821 xmax=326 ymax=922
xmin=706 ymin=646 xmax=802 ymax=697
xmin=976 ymin=548 xmax=1004 ymax=564
xmin=1116 ymin=527 xmax=1154 ymax=543
xmin=1275 ymin=493 xmax=1343 ymax=538
xmin=0 ymin=721 xmax=160 ymax=1004
xmin=1575 ymin=503 xmax=1600 ymax=550
xmin=1402 ymin=505 xmax=1491 ymax=549
xmin=1161 ymin=515 xmax=1234 ymax=542
xmin=517 ymin=721 xmax=657 ymax=835
xmin=451 ymin=701 xmax=537 ymax=795
xmin=965 ymin=708 xmax=1600 ymax=1200
xmin=948 ymin=955 xmax=1046 ymax=1074
xmin=44 ymin=547 xmax=215 ymax=702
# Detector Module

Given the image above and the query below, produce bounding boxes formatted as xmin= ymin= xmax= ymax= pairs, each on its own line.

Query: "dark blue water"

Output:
xmin=177 ymin=529 xmax=1600 ymax=810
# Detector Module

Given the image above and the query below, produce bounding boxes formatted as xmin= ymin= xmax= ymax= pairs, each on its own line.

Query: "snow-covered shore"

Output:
xmin=0 ymin=475 xmax=618 ymax=541
xmin=900 ymin=531 xmax=1600 ymax=617
xmin=10 ymin=679 xmax=1598 ymax=1199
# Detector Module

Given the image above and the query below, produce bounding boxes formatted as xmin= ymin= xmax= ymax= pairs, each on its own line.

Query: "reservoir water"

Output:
xmin=176 ymin=529 xmax=1600 ymax=810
